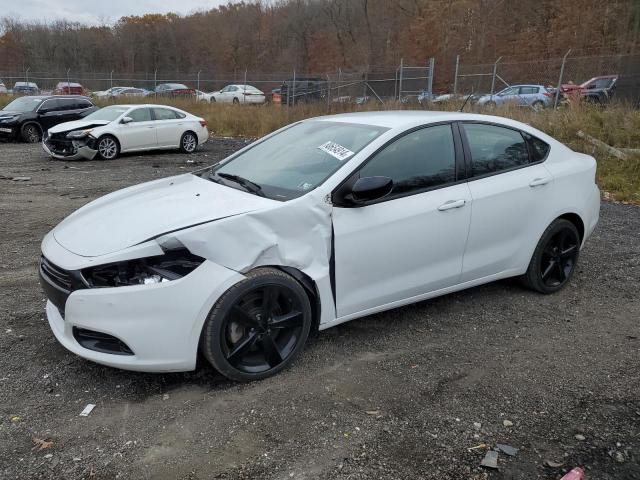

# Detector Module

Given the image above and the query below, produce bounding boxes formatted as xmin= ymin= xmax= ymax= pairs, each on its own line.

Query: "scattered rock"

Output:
xmin=473 ymin=422 xmax=482 ymax=430
xmin=574 ymin=434 xmax=585 ymax=441
xmin=480 ymin=450 xmax=499 ymax=469
xmin=31 ymin=437 xmax=54 ymax=451
xmin=11 ymin=176 xmax=31 ymax=181
xmin=503 ymin=419 xmax=513 ymax=427
xmin=613 ymin=451 xmax=625 ymax=463
xmin=544 ymin=459 xmax=564 ymax=468
xmin=496 ymin=443 xmax=518 ymax=456
xmin=69 ymin=195 xmax=88 ymax=199
xmin=162 ymin=393 xmax=170 ymax=400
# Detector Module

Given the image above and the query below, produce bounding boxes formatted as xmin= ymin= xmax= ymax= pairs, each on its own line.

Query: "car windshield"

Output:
xmin=84 ymin=106 xmax=129 ymax=121
xmin=2 ymin=97 xmax=43 ymax=112
xmin=208 ymin=121 xmax=388 ymax=200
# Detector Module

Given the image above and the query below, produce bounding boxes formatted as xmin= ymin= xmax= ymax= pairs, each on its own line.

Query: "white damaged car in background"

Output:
xmin=39 ymin=111 xmax=600 ymax=381
xmin=42 ymin=104 xmax=208 ymax=160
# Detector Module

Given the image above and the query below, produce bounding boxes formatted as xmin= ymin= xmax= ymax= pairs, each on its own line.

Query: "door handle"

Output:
xmin=147 ymin=126 xmax=154 ymax=129
xmin=529 ymin=177 xmax=551 ymax=187
xmin=438 ymin=199 xmax=466 ymax=211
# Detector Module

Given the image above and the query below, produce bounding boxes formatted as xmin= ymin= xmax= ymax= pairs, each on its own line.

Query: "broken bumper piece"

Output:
xmin=42 ymin=137 xmax=98 ymax=161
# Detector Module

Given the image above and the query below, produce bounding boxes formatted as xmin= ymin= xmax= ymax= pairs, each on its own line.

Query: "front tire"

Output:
xmin=21 ymin=123 xmax=42 ymax=143
xmin=96 ymin=135 xmax=119 ymax=160
xmin=522 ymin=219 xmax=580 ymax=294
xmin=201 ymin=268 xmax=312 ymax=382
xmin=232 ymin=97 xmax=240 ymax=104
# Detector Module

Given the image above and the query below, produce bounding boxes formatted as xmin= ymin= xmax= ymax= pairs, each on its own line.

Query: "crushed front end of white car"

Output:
xmin=43 ymin=121 xmax=107 ymax=160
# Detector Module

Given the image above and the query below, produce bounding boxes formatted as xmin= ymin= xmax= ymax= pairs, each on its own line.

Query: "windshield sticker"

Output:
xmin=317 ymin=141 xmax=354 ymax=161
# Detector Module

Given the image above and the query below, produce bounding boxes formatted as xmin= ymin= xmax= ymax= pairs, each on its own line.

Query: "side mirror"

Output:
xmin=351 ymin=176 xmax=393 ymax=203
xmin=121 ymin=116 xmax=133 ymax=124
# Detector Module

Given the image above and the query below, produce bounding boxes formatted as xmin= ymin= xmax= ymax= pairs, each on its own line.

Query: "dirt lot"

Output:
xmin=0 ymin=140 xmax=639 ymax=480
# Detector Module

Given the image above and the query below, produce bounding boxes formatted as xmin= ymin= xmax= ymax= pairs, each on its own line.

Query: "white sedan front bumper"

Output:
xmin=44 ymin=259 xmax=243 ymax=372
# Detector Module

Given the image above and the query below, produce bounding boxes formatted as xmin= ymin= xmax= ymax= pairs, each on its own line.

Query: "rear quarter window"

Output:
xmin=523 ymin=132 xmax=551 ymax=162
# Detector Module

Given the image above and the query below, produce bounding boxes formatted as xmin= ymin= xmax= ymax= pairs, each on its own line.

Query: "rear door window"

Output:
xmin=462 ymin=123 xmax=530 ymax=176
xmin=152 ymin=108 xmax=179 ymax=120
xmin=58 ymin=98 xmax=78 ymax=111
xmin=519 ymin=86 xmax=538 ymax=95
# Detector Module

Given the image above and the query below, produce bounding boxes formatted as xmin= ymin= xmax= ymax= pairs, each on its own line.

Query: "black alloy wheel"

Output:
xmin=523 ymin=219 xmax=580 ymax=294
xmin=202 ymin=268 xmax=312 ymax=382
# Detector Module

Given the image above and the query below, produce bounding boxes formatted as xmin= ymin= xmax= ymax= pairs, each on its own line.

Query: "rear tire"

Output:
xmin=522 ymin=219 xmax=580 ymax=294
xmin=201 ymin=268 xmax=312 ymax=382
xmin=96 ymin=135 xmax=120 ymax=160
xmin=180 ymin=131 xmax=198 ymax=154
xmin=233 ymin=97 xmax=240 ymax=104
xmin=532 ymin=100 xmax=545 ymax=111
xmin=21 ymin=123 xmax=41 ymax=143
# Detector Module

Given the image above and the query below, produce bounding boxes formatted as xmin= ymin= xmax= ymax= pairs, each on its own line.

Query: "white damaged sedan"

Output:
xmin=43 ymin=104 xmax=208 ymax=160
xmin=39 ymin=111 xmax=600 ymax=381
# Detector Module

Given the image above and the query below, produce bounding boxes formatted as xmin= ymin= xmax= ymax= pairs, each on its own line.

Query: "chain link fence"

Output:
xmin=0 ymin=53 xmax=637 ymax=107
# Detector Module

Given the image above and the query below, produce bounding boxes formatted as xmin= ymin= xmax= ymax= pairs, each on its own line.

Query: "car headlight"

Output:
xmin=82 ymin=248 xmax=204 ymax=288
xmin=66 ymin=129 xmax=93 ymax=139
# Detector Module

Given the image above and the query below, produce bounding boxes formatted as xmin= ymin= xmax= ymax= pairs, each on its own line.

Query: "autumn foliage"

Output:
xmin=0 ymin=0 xmax=638 ymax=76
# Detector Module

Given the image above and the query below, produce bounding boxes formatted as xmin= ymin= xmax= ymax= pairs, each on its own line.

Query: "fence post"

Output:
xmin=243 ymin=69 xmax=247 ymax=100
xmin=398 ymin=58 xmax=404 ymax=102
xmin=25 ymin=67 xmax=30 ymax=85
xmin=554 ymin=49 xmax=572 ymax=109
xmin=110 ymin=70 xmax=113 ymax=90
xmin=490 ymin=56 xmax=502 ymax=98
xmin=363 ymin=68 xmax=368 ymax=98
xmin=292 ymin=69 xmax=296 ymax=107
xmin=197 ymin=70 xmax=201 ymax=93
xmin=453 ymin=55 xmax=460 ymax=95
xmin=337 ymin=68 xmax=342 ymax=100
xmin=427 ymin=57 xmax=435 ymax=99
xmin=66 ymin=68 xmax=71 ymax=89
xmin=326 ymin=74 xmax=331 ymax=111
xmin=154 ymin=69 xmax=157 ymax=97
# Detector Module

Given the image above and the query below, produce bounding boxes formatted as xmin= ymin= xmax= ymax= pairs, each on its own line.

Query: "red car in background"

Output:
xmin=560 ymin=75 xmax=618 ymax=104
xmin=54 ymin=82 xmax=85 ymax=95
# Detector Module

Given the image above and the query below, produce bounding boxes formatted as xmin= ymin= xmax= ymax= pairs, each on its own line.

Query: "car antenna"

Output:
xmin=458 ymin=93 xmax=473 ymax=112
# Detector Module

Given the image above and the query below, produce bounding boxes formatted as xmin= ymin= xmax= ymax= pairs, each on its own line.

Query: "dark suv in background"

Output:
xmin=280 ymin=77 xmax=327 ymax=105
xmin=0 ymin=95 xmax=97 ymax=142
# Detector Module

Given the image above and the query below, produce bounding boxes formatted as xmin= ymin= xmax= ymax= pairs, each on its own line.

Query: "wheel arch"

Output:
xmin=97 ymin=132 xmax=121 ymax=149
xmin=557 ymin=212 xmax=585 ymax=244
xmin=21 ymin=121 xmax=43 ymax=136
xmin=274 ymin=266 xmax=322 ymax=335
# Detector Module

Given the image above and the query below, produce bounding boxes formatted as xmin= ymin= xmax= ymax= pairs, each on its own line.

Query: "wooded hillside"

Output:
xmin=1 ymin=0 xmax=638 ymax=75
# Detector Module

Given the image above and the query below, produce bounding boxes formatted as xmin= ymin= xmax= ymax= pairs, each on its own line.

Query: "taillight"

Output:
xmin=199 ymin=120 xmax=206 ymax=127
xmin=543 ymin=92 xmax=552 ymax=97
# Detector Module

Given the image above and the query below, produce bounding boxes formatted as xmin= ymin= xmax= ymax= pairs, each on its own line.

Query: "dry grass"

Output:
xmin=2 ymin=95 xmax=639 ymax=202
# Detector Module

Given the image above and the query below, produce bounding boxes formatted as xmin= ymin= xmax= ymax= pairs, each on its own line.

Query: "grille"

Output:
xmin=40 ymin=256 xmax=72 ymax=290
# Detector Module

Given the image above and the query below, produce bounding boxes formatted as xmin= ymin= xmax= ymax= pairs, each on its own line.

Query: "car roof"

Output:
xmin=102 ymin=104 xmax=184 ymax=109
xmin=22 ymin=95 xmax=91 ymax=100
xmin=311 ymin=110 xmax=541 ymax=131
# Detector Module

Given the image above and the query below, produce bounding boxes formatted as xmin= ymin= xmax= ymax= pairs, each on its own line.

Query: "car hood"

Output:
xmin=52 ymin=173 xmax=278 ymax=257
xmin=48 ymin=119 xmax=112 ymax=134
xmin=0 ymin=110 xmax=22 ymax=118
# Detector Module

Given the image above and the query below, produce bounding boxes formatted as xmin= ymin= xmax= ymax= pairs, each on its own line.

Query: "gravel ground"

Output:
xmin=0 ymin=140 xmax=639 ymax=480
